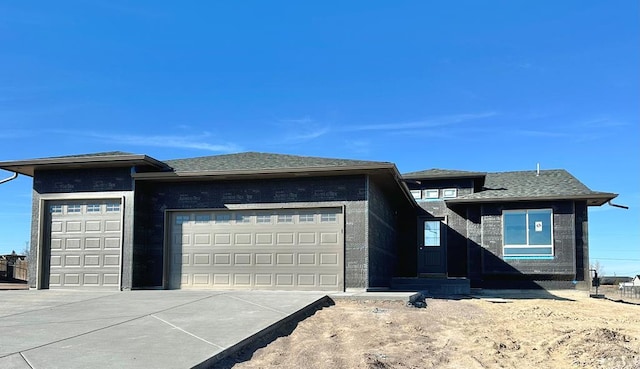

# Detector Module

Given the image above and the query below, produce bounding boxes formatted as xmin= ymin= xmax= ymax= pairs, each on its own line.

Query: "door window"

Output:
xmin=424 ymin=221 xmax=441 ymax=247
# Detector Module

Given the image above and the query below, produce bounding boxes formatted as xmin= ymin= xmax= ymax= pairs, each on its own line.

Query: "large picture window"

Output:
xmin=503 ymin=209 xmax=553 ymax=258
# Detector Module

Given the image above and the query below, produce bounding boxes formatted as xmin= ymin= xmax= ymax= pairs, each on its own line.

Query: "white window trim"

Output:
xmin=502 ymin=209 xmax=554 ymax=258
xmin=423 ymin=189 xmax=439 ymax=199
xmin=442 ymin=188 xmax=457 ymax=198
xmin=410 ymin=190 xmax=422 ymax=200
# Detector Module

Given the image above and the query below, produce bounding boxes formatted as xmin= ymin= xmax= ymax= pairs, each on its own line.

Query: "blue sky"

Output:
xmin=1 ymin=1 xmax=638 ymax=276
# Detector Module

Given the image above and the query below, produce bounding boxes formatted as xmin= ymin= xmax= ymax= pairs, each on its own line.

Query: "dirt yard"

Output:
xmin=224 ymin=289 xmax=640 ymax=369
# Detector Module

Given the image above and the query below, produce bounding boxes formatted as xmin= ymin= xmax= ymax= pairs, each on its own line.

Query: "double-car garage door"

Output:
xmin=45 ymin=199 xmax=122 ymax=289
xmin=169 ymin=208 xmax=344 ymax=291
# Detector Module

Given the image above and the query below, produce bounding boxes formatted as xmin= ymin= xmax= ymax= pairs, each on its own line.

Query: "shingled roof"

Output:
xmin=402 ymin=168 xmax=486 ymax=179
xmin=447 ymin=169 xmax=616 ymax=206
xmin=0 ymin=151 xmax=168 ymax=176
xmin=164 ymin=152 xmax=391 ymax=173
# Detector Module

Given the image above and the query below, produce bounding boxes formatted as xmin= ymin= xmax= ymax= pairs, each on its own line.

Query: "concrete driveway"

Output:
xmin=0 ymin=290 xmax=329 ymax=369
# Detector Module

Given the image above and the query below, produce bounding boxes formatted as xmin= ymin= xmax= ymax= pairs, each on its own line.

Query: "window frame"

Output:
xmin=320 ymin=212 xmax=337 ymax=223
xmin=442 ymin=188 xmax=457 ymax=198
xmin=214 ymin=213 xmax=231 ymax=224
xmin=256 ymin=214 xmax=272 ymax=224
xmin=86 ymin=204 xmax=102 ymax=213
xmin=423 ymin=220 xmax=441 ymax=247
xmin=423 ymin=189 xmax=439 ymax=200
xmin=502 ymin=209 xmax=554 ymax=258
xmin=298 ymin=213 xmax=315 ymax=223
xmin=106 ymin=203 xmax=121 ymax=213
xmin=410 ymin=190 xmax=422 ymax=200
xmin=66 ymin=204 xmax=82 ymax=214
xmin=195 ymin=214 xmax=212 ymax=224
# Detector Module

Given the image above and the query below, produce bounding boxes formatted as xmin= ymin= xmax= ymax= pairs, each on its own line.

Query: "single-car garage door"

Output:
xmin=169 ymin=208 xmax=343 ymax=291
xmin=45 ymin=200 xmax=122 ymax=289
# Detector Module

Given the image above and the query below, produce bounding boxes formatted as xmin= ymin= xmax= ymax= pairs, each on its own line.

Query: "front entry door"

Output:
xmin=417 ymin=219 xmax=446 ymax=275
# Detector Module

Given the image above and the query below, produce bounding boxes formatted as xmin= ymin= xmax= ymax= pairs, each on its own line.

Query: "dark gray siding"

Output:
xmin=366 ymin=178 xmax=398 ymax=288
xmin=410 ymin=178 xmax=475 ymax=278
xmin=466 ymin=205 xmax=482 ymax=285
xmin=480 ymin=201 xmax=577 ymax=277
xmin=574 ymin=201 xmax=589 ymax=289
xmin=133 ymin=175 xmax=368 ymax=288
xmin=407 ymin=178 xmax=475 ymax=198
xmin=34 ymin=168 xmax=134 ymax=193
xmin=30 ymin=168 xmax=135 ymax=289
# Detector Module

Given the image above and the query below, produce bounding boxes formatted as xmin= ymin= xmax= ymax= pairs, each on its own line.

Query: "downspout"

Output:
xmin=0 ymin=172 xmax=18 ymax=185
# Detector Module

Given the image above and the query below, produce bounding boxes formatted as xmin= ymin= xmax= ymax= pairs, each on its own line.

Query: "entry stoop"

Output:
xmin=390 ymin=277 xmax=470 ymax=296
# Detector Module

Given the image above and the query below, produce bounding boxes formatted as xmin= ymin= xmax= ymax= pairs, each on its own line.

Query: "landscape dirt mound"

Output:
xmin=227 ymin=290 xmax=640 ymax=369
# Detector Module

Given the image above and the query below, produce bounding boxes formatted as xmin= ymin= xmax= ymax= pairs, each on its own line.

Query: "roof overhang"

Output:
xmin=133 ymin=163 xmax=395 ymax=181
xmin=133 ymin=163 xmax=419 ymax=209
xmin=402 ymin=172 xmax=487 ymax=180
xmin=446 ymin=193 xmax=618 ymax=207
xmin=0 ymin=154 xmax=170 ymax=177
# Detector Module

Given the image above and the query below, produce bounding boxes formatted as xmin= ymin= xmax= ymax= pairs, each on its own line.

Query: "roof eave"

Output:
xmin=0 ymin=155 xmax=170 ymax=177
xmin=402 ymin=172 xmax=487 ymax=180
xmin=132 ymin=163 xmax=397 ymax=180
xmin=446 ymin=193 xmax=618 ymax=206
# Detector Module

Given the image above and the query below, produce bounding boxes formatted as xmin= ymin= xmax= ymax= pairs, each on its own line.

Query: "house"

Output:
xmin=401 ymin=168 xmax=616 ymax=290
xmin=0 ymin=152 xmax=617 ymax=292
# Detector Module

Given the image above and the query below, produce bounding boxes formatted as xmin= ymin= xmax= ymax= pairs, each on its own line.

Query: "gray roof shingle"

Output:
xmin=448 ymin=169 xmax=616 ymax=204
xmin=402 ymin=168 xmax=486 ymax=179
xmin=164 ymin=152 xmax=392 ymax=173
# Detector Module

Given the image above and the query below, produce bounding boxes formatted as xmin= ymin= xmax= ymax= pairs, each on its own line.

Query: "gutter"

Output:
xmin=607 ymin=200 xmax=629 ymax=210
xmin=0 ymin=171 xmax=18 ymax=185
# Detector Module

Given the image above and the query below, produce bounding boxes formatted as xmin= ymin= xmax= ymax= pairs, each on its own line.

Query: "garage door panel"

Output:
xmin=50 ymin=239 xmax=63 ymax=250
xmin=255 ymin=253 xmax=273 ymax=265
xmin=193 ymin=253 xmax=211 ymax=265
xmin=65 ymin=255 xmax=81 ymax=266
xmin=104 ymin=237 xmax=121 ymax=249
xmin=46 ymin=200 xmax=122 ymax=289
xmin=84 ymin=254 xmax=100 ymax=266
xmin=298 ymin=254 xmax=316 ymax=265
xmin=171 ymin=208 xmax=343 ymax=291
xmin=83 ymin=274 xmax=100 ymax=285
xmin=234 ymin=253 xmax=251 ymax=265
xmin=234 ymin=274 xmax=251 ymax=286
xmin=319 ymin=274 xmax=339 ymax=286
xmin=276 ymin=253 xmax=294 ymax=265
xmin=235 ymin=234 xmax=252 ymax=245
xmin=66 ymin=221 xmax=82 ymax=232
xmin=85 ymin=221 xmax=101 ymax=232
xmin=65 ymin=239 xmax=81 ymax=250
xmin=255 ymin=233 xmax=272 ymax=245
xmin=104 ymin=220 xmax=121 ymax=232
xmin=194 ymin=234 xmax=211 ymax=245
xmin=214 ymin=234 xmax=231 ymax=245
xmin=213 ymin=274 xmax=230 ymax=285
xmin=276 ymin=233 xmax=294 ymax=244
xmin=51 ymin=221 xmax=63 ymax=233
xmin=320 ymin=253 xmax=339 ymax=265
xmin=255 ymin=274 xmax=272 ymax=286
xmin=85 ymin=238 xmax=101 ymax=249
xmin=214 ymin=253 xmax=231 ymax=265
xmin=298 ymin=233 xmax=316 ymax=244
